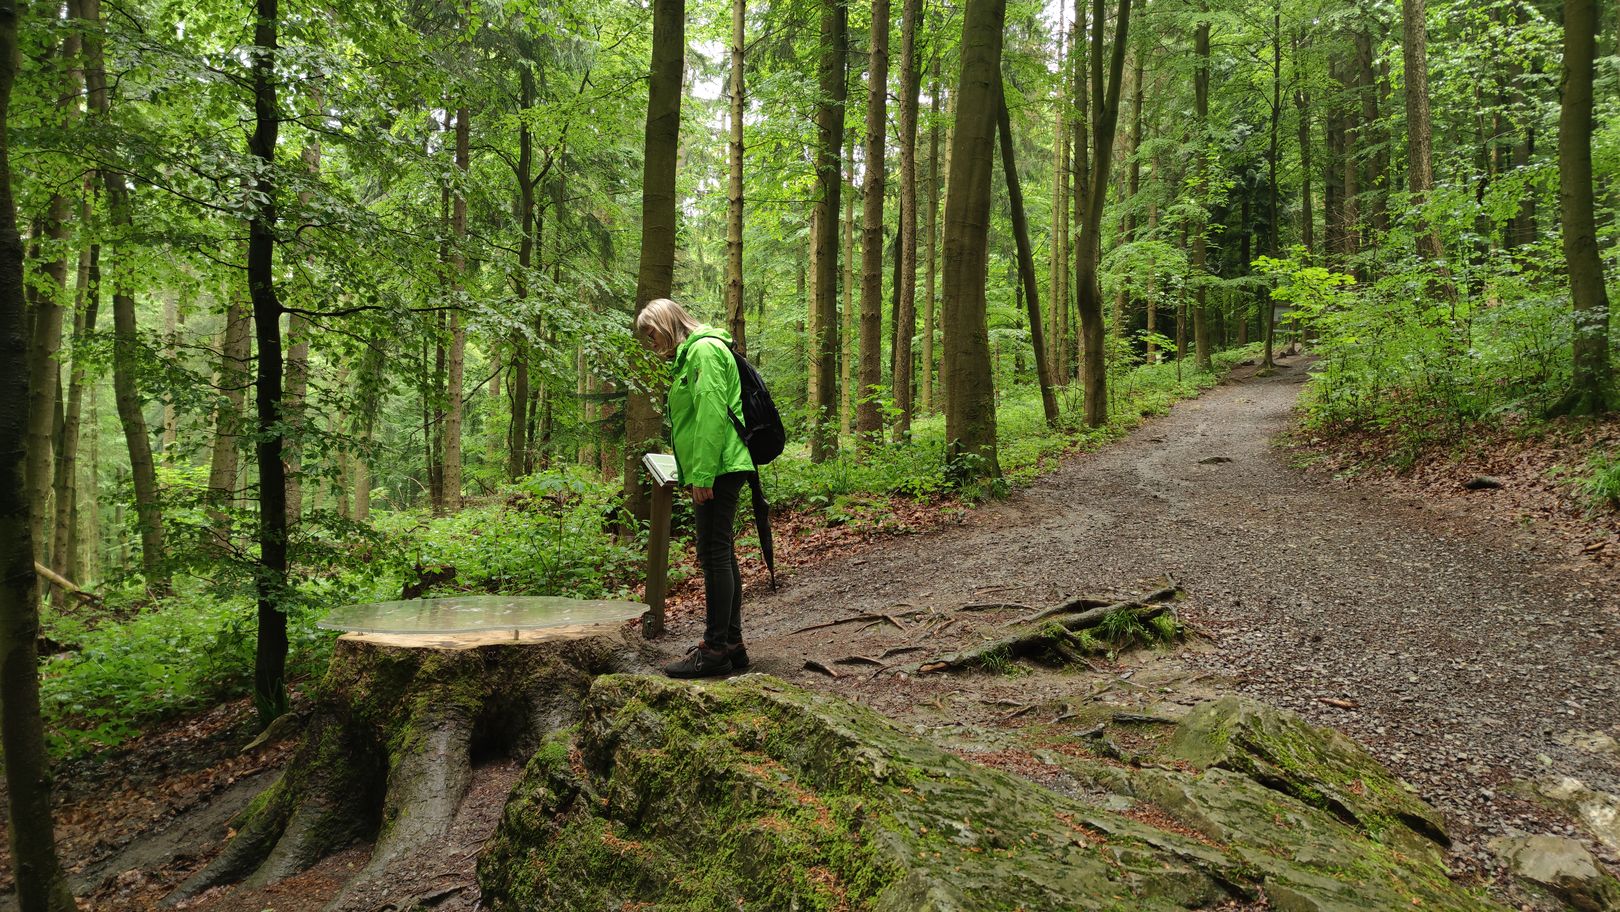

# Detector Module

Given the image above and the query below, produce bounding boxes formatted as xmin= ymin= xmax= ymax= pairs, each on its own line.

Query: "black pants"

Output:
xmin=694 ymin=471 xmax=748 ymax=648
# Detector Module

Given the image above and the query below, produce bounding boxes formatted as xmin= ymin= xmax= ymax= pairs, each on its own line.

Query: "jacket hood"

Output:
xmin=675 ymin=325 xmax=732 ymax=365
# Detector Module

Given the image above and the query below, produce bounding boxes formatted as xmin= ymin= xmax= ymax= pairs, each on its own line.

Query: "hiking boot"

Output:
xmin=726 ymin=642 xmax=750 ymax=671
xmin=663 ymin=642 xmax=732 ymax=679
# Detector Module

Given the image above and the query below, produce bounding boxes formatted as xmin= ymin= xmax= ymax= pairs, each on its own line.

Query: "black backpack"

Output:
xmin=726 ymin=346 xmax=786 ymax=465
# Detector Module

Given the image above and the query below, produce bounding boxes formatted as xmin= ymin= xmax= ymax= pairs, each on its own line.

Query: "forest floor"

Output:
xmin=6 ymin=356 xmax=1618 ymax=912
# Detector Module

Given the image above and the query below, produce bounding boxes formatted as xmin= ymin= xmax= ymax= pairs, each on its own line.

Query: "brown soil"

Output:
xmin=7 ymin=357 xmax=1616 ymax=910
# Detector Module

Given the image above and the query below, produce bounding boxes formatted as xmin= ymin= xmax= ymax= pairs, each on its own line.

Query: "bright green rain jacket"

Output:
xmin=668 ymin=326 xmax=755 ymax=488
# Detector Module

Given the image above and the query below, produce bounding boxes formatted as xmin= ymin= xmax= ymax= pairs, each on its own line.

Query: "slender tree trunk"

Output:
xmin=1336 ymin=59 xmax=1361 ymax=262
xmin=894 ymin=0 xmax=921 ymax=438
xmin=83 ymin=0 xmax=165 ymax=592
xmin=207 ymin=297 xmax=249 ymax=546
xmin=27 ymin=20 xmax=82 ymax=562
xmin=509 ymin=66 xmax=535 ymax=481
xmin=811 ymin=0 xmax=846 ymax=462
xmin=725 ymin=0 xmax=747 ymax=356
xmin=1264 ymin=3 xmax=1282 ymax=367
xmin=1552 ymin=0 xmax=1611 ymax=415
xmin=282 ymin=310 xmax=308 ymax=520
xmin=1049 ymin=8 xmax=1067 ymax=377
xmin=1400 ymin=0 xmax=1444 ymax=263
xmin=997 ymin=81 xmax=1059 ymax=426
xmin=626 ymin=0 xmax=684 ymax=511
xmin=1146 ymin=196 xmax=1159 ymax=361
xmin=922 ymin=59 xmax=940 ymax=414
xmin=1354 ymin=28 xmax=1387 ymax=236
xmin=941 ymin=0 xmax=1007 ymax=480
xmin=1069 ymin=0 xmax=1095 ymax=385
xmin=52 ymin=212 xmax=94 ymax=591
xmin=159 ymin=293 xmax=179 ymax=461
xmin=1294 ymin=70 xmax=1315 ymax=255
xmin=856 ymin=0 xmax=890 ymax=444
xmin=443 ymin=105 xmax=468 ymax=512
xmin=841 ymin=136 xmax=854 ymax=437
xmin=1074 ymin=0 xmax=1133 ymax=425
xmin=0 ymin=2 xmax=77 ymax=907
xmin=248 ymin=0 xmax=289 ymax=727
xmin=1191 ymin=17 xmax=1212 ymax=372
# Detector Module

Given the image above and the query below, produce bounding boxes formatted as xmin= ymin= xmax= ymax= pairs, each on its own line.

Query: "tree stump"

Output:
xmin=167 ymin=629 xmax=653 ymax=905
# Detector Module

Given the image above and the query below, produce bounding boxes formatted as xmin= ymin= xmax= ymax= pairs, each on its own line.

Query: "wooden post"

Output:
xmin=643 ymin=474 xmax=675 ymax=638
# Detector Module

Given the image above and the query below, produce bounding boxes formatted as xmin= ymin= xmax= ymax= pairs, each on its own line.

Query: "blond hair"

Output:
xmin=635 ymin=298 xmax=701 ymax=348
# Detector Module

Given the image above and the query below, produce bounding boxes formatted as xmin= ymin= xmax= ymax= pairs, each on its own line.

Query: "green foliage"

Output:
xmin=39 ymin=592 xmax=332 ymax=759
xmin=1575 ymin=452 xmax=1620 ymax=512
xmin=374 ymin=467 xmax=644 ymax=599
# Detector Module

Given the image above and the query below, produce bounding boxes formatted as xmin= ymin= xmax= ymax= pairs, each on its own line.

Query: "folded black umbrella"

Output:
xmin=746 ymin=472 xmax=777 ymax=589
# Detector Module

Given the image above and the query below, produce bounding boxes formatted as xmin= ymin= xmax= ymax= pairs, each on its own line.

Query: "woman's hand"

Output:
xmin=690 ymin=485 xmax=714 ymax=505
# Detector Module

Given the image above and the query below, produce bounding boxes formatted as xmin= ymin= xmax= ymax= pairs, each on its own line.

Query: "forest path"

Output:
xmin=672 ymin=357 xmax=1620 ymax=876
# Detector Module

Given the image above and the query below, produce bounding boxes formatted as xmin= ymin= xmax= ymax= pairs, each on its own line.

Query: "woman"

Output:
xmin=636 ymin=298 xmax=757 ymax=678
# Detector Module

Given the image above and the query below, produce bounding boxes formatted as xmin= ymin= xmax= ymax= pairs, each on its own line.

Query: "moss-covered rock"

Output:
xmin=1168 ymin=695 xmax=1449 ymax=851
xmin=478 ymin=675 xmax=1503 ymax=912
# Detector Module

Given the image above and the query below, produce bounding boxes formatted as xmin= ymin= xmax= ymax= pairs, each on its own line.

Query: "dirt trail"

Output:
xmin=669 ymin=358 xmax=1620 ymax=877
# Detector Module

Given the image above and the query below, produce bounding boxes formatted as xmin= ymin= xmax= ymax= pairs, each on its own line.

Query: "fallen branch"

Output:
xmin=803 ymin=659 xmax=841 ymax=678
xmin=34 ymin=561 xmax=101 ymax=605
xmin=832 ymin=655 xmax=886 ymax=667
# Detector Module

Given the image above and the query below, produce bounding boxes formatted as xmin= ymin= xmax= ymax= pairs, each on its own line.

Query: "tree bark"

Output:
xmin=1354 ymin=27 xmax=1387 ymax=236
xmin=0 ymin=2 xmax=78 ymax=906
xmin=28 ymin=18 xmax=83 ymax=563
xmin=1191 ymin=17 xmax=1212 ymax=372
xmin=84 ymin=0 xmax=165 ymax=592
xmin=1400 ymin=0 xmax=1444 ymax=263
xmin=856 ymin=0 xmax=890 ymax=444
xmin=894 ymin=0 xmax=921 ymax=439
xmin=509 ymin=65 xmax=535 ymax=481
xmin=841 ymin=135 xmax=854 ymax=438
xmin=1074 ymin=0 xmax=1134 ymax=426
xmin=725 ymin=0 xmax=747 ymax=357
xmin=248 ymin=0 xmax=289 ymax=727
xmin=997 ymin=80 xmax=1059 ymax=426
xmin=922 ymin=58 xmax=940 ymax=414
xmin=442 ymin=105 xmax=468 ymax=513
xmin=626 ymin=0 xmax=683 ymax=510
xmin=941 ymin=0 xmax=1007 ymax=481
xmin=207 ymin=297 xmax=250 ymax=547
xmin=52 ymin=210 xmax=94 ymax=592
xmin=1294 ymin=53 xmax=1314 ymax=256
xmin=810 ymin=0 xmax=846 ymax=462
xmin=1264 ymin=3 xmax=1282 ymax=368
xmin=1552 ymin=0 xmax=1611 ymax=415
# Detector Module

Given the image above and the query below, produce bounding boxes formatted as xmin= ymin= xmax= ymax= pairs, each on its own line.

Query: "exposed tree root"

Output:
xmin=916 ymin=586 xmax=1182 ymax=674
xmin=167 ymin=631 xmax=650 ymax=908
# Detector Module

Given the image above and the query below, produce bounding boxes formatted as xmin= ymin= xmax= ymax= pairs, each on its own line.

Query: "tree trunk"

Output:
xmin=856 ymin=0 xmax=890 ymax=445
xmin=626 ymin=0 xmax=683 ymax=512
xmin=1551 ymin=0 xmax=1611 ymax=415
xmin=283 ymin=311 xmax=309 ymax=521
xmin=725 ymin=0 xmax=746 ymax=357
xmin=997 ymin=80 xmax=1059 ymax=426
xmin=208 ymin=297 xmax=250 ymax=547
xmin=1049 ymin=9 xmax=1068 ymax=378
xmin=1074 ymin=0 xmax=1134 ymax=426
xmin=84 ymin=0 xmax=165 ymax=592
xmin=1294 ymin=58 xmax=1315 ymax=256
xmin=248 ymin=0 xmax=289 ymax=727
xmin=1400 ymin=0 xmax=1444 ymax=263
xmin=509 ymin=65 xmax=535 ymax=481
xmin=52 ymin=216 xmax=94 ymax=593
xmin=1067 ymin=7 xmax=1087 ymax=386
xmin=1354 ymin=27 xmax=1387 ymax=236
xmin=0 ymin=3 xmax=78 ymax=906
xmin=1264 ymin=6 xmax=1281 ymax=367
xmin=811 ymin=0 xmax=846 ymax=462
xmin=443 ymin=105 xmax=468 ymax=513
xmin=1191 ymin=17 xmax=1212 ymax=372
xmin=894 ymin=0 xmax=921 ymax=439
xmin=941 ymin=0 xmax=1007 ymax=481
xmin=922 ymin=59 xmax=940 ymax=414
xmin=840 ymin=135 xmax=854 ymax=438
